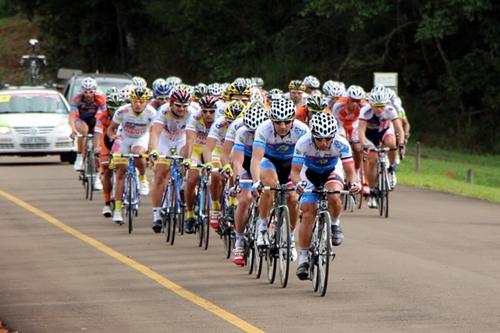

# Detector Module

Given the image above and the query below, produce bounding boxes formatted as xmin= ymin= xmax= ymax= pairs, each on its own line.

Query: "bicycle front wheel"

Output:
xmin=278 ymin=206 xmax=291 ymax=288
xmin=203 ymin=186 xmax=210 ymax=250
xmin=266 ymin=210 xmax=277 ymax=284
xmin=126 ymin=175 xmax=134 ymax=234
xmin=317 ymin=212 xmax=332 ymax=296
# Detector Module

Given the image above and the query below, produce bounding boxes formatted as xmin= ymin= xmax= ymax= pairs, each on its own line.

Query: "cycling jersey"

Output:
xmin=293 ymin=133 xmax=353 ymax=204
xmin=113 ymin=104 xmax=156 ymax=138
xmin=332 ymin=97 xmax=368 ymax=141
xmin=359 ymin=104 xmax=398 ymax=131
xmin=208 ymin=117 xmax=243 ymax=146
xmin=253 ymin=119 xmax=309 ymax=161
xmin=70 ymin=93 xmax=107 ymax=122
xmin=390 ymin=96 xmax=406 ymax=120
xmin=295 ymin=106 xmax=331 ymax=125
xmin=95 ymin=109 xmax=114 ymax=163
xmin=186 ymin=111 xmax=214 ymax=164
xmin=224 ymin=118 xmax=244 ymax=143
xmin=233 ymin=126 xmax=256 ymax=188
xmin=154 ymin=103 xmax=193 ymax=141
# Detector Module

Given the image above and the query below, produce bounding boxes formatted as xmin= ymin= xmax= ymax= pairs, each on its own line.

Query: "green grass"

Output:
xmin=398 ymin=147 xmax=500 ymax=203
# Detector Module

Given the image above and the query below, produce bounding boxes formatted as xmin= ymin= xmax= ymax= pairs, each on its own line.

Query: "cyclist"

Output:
xmin=295 ymin=94 xmax=331 ymax=125
xmin=250 ymin=98 xmax=310 ymax=261
xmin=150 ymin=78 xmax=172 ymax=109
xmin=291 ymin=112 xmax=359 ymax=280
xmin=149 ymin=88 xmax=194 ymax=233
xmin=203 ymin=100 xmax=246 ymax=229
xmin=286 ymin=80 xmax=307 ymax=114
xmin=107 ymin=86 xmax=156 ymax=223
xmin=323 ymin=81 xmax=346 ymax=109
xmin=332 ymin=85 xmax=368 ymax=182
xmin=359 ymin=89 xmax=405 ymax=208
xmin=94 ymin=88 xmax=122 ymax=217
xmin=69 ymin=77 xmax=107 ymax=171
xmin=302 ymin=75 xmax=321 ymax=96
xmin=183 ymin=95 xmax=218 ymax=233
xmin=231 ymin=101 xmax=268 ymax=266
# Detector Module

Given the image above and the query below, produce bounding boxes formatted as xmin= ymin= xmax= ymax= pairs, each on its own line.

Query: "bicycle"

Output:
xmin=218 ymin=171 xmax=237 ymax=259
xmin=261 ymin=184 xmax=294 ymax=288
xmin=77 ymin=134 xmax=97 ymax=201
xmin=366 ymin=147 xmax=395 ymax=218
xmin=157 ymin=150 xmax=186 ymax=246
xmin=302 ymin=187 xmax=348 ymax=297
xmin=110 ymin=153 xmax=145 ymax=233
xmin=191 ymin=164 xmax=213 ymax=250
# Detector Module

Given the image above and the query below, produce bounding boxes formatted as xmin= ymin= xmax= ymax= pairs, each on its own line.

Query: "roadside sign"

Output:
xmin=374 ymin=72 xmax=398 ymax=93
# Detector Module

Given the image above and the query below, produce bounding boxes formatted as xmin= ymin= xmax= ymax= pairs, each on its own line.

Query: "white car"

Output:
xmin=0 ymin=86 xmax=76 ymax=163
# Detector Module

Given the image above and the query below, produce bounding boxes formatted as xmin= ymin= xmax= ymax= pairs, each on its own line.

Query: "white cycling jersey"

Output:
xmin=253 ymin=119 xmax=310 ymax=160
xmin=113 ymin=104 xmax=156 ymax=138
xmin=292 ymin=133 xmax=353 ymax=174
xmin=154 ymin=103 xmax=194 ymax=141
xmin=234 ymin=126 xmax=255 ymax=157
xmin=359 ymin=104 xmax=398 ymax=131
xmin=224 ymin=118 xmax=244 ymax=143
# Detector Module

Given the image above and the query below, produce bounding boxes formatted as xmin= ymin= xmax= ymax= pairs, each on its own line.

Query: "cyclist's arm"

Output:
xmin=250 ymin=146 xmax=265 ymax=184
xmin=184 ymin=129 xmax=195 ymax=159
xmin=232 ymin=150 xmax=244 ymax=181
xmin=402 ymin=118 xmax=411 ymax=142
xmin=203 ymin=137 xmax=217 ymax=164
xmin=392 ymin=118 xmax=405 ymax=145
xmin=221 ymin=139 xmax=233 ymax=167
xmin=148 ymin=123 xmax=163 ymax=151
xmin=343 ymin=160 xmax=357 ymax=185
xmin=106 ymin=121 xmax=119 ymax=140
xmin=68 ymin=111 xmax=78 ymax=133
xmin=290 ymin=162 xmax=303 ymax=186
xmin=358 ymin=120 xmax=367 ymax=146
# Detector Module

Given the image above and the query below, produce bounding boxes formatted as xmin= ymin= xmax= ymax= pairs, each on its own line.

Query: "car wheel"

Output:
xmin=60 ymin=152 xmax=76 ymax=164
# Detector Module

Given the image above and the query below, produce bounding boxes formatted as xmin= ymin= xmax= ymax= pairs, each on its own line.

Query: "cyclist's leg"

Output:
xmin=100 ymin=148 xmax=113 ymax=216
xmin=184 ymin=168 xmax=199 ymax=233
xmin=111 ymin=136 xmax=131 ymax=221
xmin=296 ymin=184 xmax=317 ymax=279
xmin=74 ymin=120 xmax=88 ymax=170
xmin=382 ymin=127 xmax=397 ymax=165
xmin=325 ymin=173 xmax=345 ymax=245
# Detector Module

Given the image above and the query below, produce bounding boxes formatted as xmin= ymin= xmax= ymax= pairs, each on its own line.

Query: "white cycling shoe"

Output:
xmin=140 ymin=179 xmax=149 ymax=196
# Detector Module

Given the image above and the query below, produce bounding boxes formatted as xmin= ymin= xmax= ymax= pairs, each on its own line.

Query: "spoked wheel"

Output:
xmin=178 ymin=190 xmax=186 ymax=235
xmin=223 ymin=230 xmax=233 ymax=259
xmin=317 ymin=213 xmax=332 ymax=296
xmin=127 ymin=177 xmax=133 ymax=234
xmin=278 ymin=207 xmax=291 ymax=288
xmin=87 ymin=155 xmax=95 ymax=201
xmin=203 ymin=187 xmax=210 ymax=250
xmin=310 ymin=221 xmax=320 ymax=293
xmin=245 ymin=203 xmax=257 ymax=275
xmin=266 ymin=211 xmax=277 ymax=284
xmin=163 ymin=210 xmax=171 ymax=243
xmin=169 ymin=211 xmax=177 ymax=245
xmin=254 ymin=225 xmax=264 ymax=279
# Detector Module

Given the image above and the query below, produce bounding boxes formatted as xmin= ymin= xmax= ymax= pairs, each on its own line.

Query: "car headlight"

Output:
xmin=0 ymin=126 xmax=11 ymax=134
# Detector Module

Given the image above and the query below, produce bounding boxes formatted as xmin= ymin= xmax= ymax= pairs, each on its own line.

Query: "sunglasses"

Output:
xmin=83 ymin=90 xmax=95 ymax=94
xmin=273 ymin=120 xmax=292 ymax=125
xmin=314 ymin=137 xmax=333 ymax=142
xmin=174 ymin=103 xmax=189 ymax=108
xmin=373 ymin=103 xmax=386 ymax=108
xmin=202 ymin=109 xmax=216 ymax=114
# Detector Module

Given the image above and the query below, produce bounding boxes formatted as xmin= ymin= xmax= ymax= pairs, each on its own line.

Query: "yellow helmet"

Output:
xmin=224 ymin=100 xmax=246 ymax=120
xmin=288 ymin=80 xmax=305 ymax=91
xmin=130 ymin=86 xmax=153 ymax=101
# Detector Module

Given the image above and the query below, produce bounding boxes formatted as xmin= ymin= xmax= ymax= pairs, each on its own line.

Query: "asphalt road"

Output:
xmin=0 ymin=156 xmax=499 ymax=332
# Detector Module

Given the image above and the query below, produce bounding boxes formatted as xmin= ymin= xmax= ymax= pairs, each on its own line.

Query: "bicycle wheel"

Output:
xmin=310 ymin=219 xmax=320 ymax=292
xmin=378 ymin=168 xmax=385 ymax=217
xmin=203 ymin=186 xmax=210 ymax=250
xmin=195 ymin=189 xmax=203 ymax=248
xmin=246 ymin=202 xmax=257 ymax=275
xmin=278 ymin=206 xmax=291 ymax=288
xmin=127 ymin=175 xmax=134 ymax=234
xmin=254 ymin=225 xmax=264 ymax=279
xmin=178 ymin=189 xmax=185 ymax=235
xmin=382 ymin=171 xmax=390 ymax=218
xmin=88 ymin=153 xmax=95 ymax=201
xmin=163 ymin=184 xmax=172 ymax=243
xmin=317 ymin=212 xmax=332 ymax=296
xmin=266 ymin=210 xmax=277 ymax=284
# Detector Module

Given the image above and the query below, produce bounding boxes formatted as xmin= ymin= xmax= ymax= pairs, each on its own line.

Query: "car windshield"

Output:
xmin=0 ymin=93 xmax=69 ymax=114
xmin=69 ymin=77 xmax=132 ymax=101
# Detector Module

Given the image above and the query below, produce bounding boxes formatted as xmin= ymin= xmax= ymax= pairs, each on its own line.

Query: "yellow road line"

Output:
xmin=0 ymin=189 xmax=265 ymax=333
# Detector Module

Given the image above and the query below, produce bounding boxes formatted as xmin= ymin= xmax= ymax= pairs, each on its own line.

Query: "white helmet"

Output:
xmin=371 ymin=84 xmax=386 ymax=95
xmin=207 ymin=83 xmax=223 ymax=97
xmin=81 ymin=77 xmax=97 ymax=91
xmin=119 ymin=84 xmax=133 ymax=102
xmin=244 ymin=101 xmax=268 ymax=131
xmin=323 ymin=81 xmax=346 ymax=98
xmin=303 ymin=75 xmax=320 ymax=89
xmin=270 ymin=98 xmax=295 ymax=121
xmin=310 ymin=113 xmax=337 ymax=138
xmin=368 ymin=89 xmax=389 ymax=105
xmin=132 ymin=76 xmax=147 ymax=88
xmin=346 ymin=85 xmax=366 ymax=100
xmin=166 ymin=76 xmax=182 ymax=87
xmin=385 ymin=87 xmax=396 ymax=101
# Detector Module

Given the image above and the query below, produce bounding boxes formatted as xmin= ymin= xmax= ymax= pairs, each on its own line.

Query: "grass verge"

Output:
xmin=398 ymin=147 xmax=500 ymax=203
